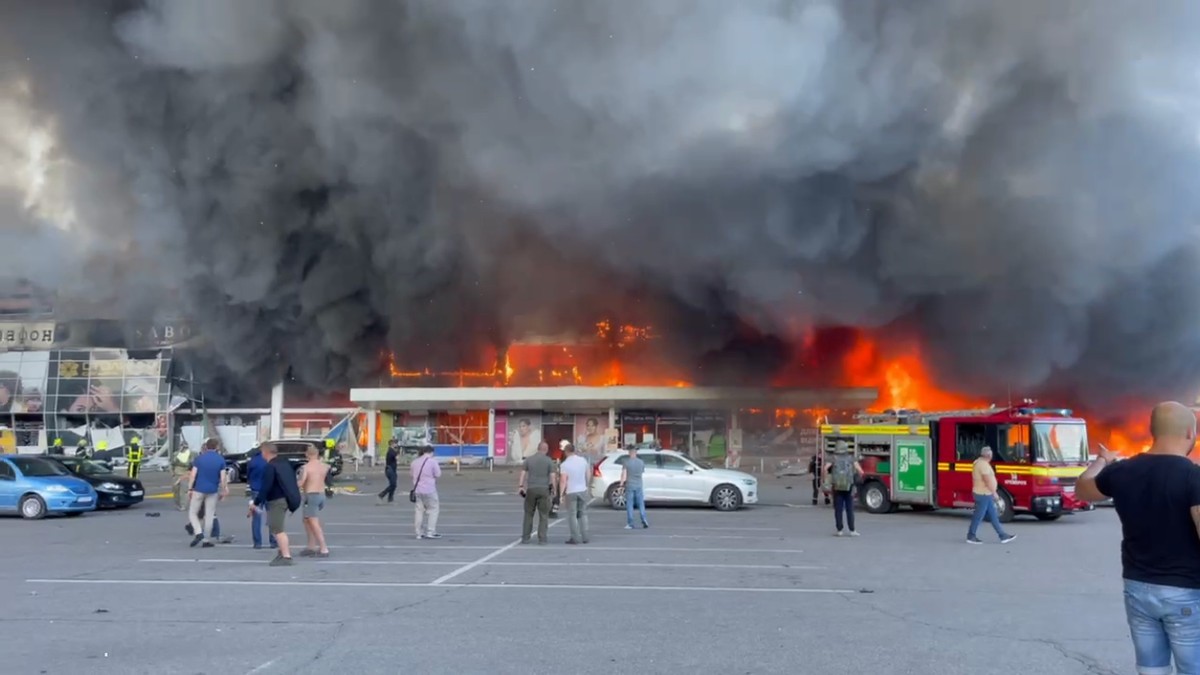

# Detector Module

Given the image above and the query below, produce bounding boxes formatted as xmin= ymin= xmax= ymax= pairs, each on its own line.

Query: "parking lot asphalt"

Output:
xmin=0 ymin=469 xmax=1132 ymax=675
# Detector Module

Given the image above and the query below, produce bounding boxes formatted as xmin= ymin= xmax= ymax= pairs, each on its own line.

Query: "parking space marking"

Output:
xmin=324 ymin=522 xmax=782 ymax=532
xmin=311 ymin=531 xmax=781 ymax=540
xmin=26 ymin=578 xmax=856 ymax=594
xmin=222 ymin=544 xmax=501 ymax=550
xmin=429 ymin=519 xmax=563 ymax=585
xmin=138 ymin=558 xmax=823 ymax=570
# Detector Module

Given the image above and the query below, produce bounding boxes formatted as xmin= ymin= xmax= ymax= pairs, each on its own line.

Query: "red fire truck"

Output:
xmin=818 ymin=406 xmax=1093 ymax=522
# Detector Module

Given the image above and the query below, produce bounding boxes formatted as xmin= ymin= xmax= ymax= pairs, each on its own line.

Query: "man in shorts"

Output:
xmin=298 ymin=447 xmax=330 ymax=557
xmin=250 ymin=443 xmax=302 ymax=566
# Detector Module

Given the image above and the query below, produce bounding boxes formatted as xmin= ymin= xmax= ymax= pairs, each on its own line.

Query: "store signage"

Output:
xmin=0 ymin=322 xmax=57 ymax=349
xmin=130 ymin=322 xmax=194 ymax=347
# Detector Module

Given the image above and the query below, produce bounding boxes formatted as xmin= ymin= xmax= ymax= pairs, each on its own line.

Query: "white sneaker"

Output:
xmin=835 ymin=530 xmax=844 ymax=537
xmin=415 ymin=534 xmax=424 ymax=540
xmin=848 ymin=530 xmax=860 ymax=537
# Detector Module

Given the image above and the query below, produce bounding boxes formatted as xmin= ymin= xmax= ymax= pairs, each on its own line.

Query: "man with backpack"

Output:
xmin=250 ymin=443 xmax=303 ymax=566
xmin=825 ymin=441 xmax=864 ymax=537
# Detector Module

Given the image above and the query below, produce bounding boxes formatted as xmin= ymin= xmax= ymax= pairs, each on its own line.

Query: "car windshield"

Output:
xmin=11 ymin=457 xmax=70 ymax=477
xmin=73 ymin=460 xmax=115 ymax=476
xmin=1033 ymin=422 xmax=1089 ymax=463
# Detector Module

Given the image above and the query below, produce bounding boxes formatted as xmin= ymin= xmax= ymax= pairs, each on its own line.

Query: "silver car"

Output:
xmin=590 ymin=449 xmax=758 ymax=512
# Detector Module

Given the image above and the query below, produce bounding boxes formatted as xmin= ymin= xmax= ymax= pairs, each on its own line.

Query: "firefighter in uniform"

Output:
xmin=322 ymin=439 xmax=337 ymax=495
xmin=126 ymin=437 xmax=143 ymax=479
xmin=76 ymin=438 xmax=89 ymax=458
xmin=809 ymin=452 xmax=831 ymax=506
xmin=50 ymin=438 xmax=64 ymax=456
xmin=94 ymin=441 xmax=106 ymax=461
xmin=172 ymin=442 xmax=193 ymax=511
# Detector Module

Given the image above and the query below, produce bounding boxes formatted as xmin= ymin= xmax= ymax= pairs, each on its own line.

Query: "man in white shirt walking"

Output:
xmin=559 ymin=442 xmax=591 ymax=545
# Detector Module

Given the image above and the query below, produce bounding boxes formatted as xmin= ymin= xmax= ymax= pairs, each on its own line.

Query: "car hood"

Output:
xmin=28 ymin=475 xmax=94 ymax=491
xmin=701 ymin=468 xmax=756 ymax=482
xmin=80 ymin=473 xmax=140 ymax=487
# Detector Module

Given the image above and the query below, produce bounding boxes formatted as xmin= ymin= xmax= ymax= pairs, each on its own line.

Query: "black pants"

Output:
xmin=812 ymin=476 xmax=830 ymax=505
xmin=833 ymin=490 xmax=856 ymax=532
xmin=379 ymin=466 xmax=398 ymax=502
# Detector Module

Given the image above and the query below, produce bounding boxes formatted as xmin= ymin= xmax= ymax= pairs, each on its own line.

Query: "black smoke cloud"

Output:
xmin=1 ymin=0 xmax=1199 ymax=410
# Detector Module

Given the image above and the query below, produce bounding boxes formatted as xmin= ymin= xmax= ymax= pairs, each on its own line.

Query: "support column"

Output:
xmin=367 ymin=407 xmax=377 ymax=467
xmin=269 ymin=381 xmax=284 ymax=438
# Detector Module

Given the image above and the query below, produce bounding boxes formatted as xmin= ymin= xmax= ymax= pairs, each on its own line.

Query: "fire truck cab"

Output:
xmin=819 ymin=406 xmax=1093 ymax=522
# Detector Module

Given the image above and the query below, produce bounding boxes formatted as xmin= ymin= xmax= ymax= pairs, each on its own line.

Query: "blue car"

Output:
xmin=0 ymin=455 xmax=98 ymax=519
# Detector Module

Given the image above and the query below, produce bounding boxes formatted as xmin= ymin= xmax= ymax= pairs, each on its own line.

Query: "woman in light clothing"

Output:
xmin=412 ymin=446 xmax=442 ymax=539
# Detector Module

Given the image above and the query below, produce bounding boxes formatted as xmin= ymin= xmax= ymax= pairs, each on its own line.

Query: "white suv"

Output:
xmin=590 ymin=449 xmax=758 ymax=512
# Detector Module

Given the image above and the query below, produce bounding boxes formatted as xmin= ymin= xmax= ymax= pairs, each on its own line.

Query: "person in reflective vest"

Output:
xmin=323 ymin=439 xmax=335 ymax=464
xmin=77 ymin=438 xmax=90 ymax=459
xmin=50 ymin=437 xmax=64 ymax=456
xmin=126 ymin=437 xmax=143 ymax=479
xmin=172 ymin=443 xmax=193 ymax=511
xmin=93 ymin=440 xmax=106 ymax=461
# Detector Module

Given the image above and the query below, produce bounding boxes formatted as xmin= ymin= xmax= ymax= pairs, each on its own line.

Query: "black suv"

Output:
xmin=225 ymin=438 xmax=343 ymax=483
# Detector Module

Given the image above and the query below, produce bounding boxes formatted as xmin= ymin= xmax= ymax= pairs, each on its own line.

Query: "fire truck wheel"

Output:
xmin=606 ymin=484 xmax=627 ymax=510
xmin=996 ymin=489 xmax=1015 ymax=523
xmin=860 ymin=481 xmax=893 ymax=514
xmin=710 ymin=484 xmax=743 ymax=512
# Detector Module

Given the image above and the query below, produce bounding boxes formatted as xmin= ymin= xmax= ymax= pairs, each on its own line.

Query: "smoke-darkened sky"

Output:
xmin=1 ymin=0 xmax=1199 ymax=410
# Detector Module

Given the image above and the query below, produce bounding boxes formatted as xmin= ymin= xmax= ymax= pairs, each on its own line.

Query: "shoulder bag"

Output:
xmin=410 ymin=457 xmax=429 ymax=503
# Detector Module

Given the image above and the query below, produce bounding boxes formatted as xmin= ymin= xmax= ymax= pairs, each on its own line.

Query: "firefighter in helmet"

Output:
xmin=50 ymin=437 xmax=64 ymax=456
xmin=126 ymin=437 xmax=143 ymax=479
xmin=77 ymin=438 xmax=90 ymax=459
xmin=94 ymin=440 xmax=107 ymax=461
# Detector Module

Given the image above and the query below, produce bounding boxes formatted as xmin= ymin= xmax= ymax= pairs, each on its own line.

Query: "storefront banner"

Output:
xmin=0 ymin=351 xmax=49 ymax=413
xmin=573 ymin=414 xmax=609 ymax=456
xmin=48 ymin=350 xmax=169 ymax=415
xmin=493 ymin=414 xmax=507 ymax=459
xmin=507 ymin=412 xmax=542 ymax=460
xmin=0 ymin=322 xmax=57 ymax=350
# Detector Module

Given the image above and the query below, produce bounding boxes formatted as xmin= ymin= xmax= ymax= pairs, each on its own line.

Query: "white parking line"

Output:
xmin=324 ymin=522 xmax=782 ymax=532
xmin=315 ymin=531 xmax=780 ymax=539
xmin=138 ymin=558 xmax=824 ymax=570
xmin=223 ymin=544 xmax=500 ymax=550
xmin=429 ymin=519 xmax=563 ymax=585
xmin=26 ymin=578 xmax=856 ymax=594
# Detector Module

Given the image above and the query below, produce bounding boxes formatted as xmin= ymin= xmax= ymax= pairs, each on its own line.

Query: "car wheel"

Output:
xmin=996 ymin=489 xmax=1015 ymax=523
xmin=711 ymin=484 xmax=742 ymax=512
xmin=20 ymin=494 xmax=47 ymax=520
xmin=606 ymin=484 xmax=627 ymax=510
xmin=861 ymin=481 xmax=893 ymax=514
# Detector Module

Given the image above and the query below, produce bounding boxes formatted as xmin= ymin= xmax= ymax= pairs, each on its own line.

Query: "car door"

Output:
xmin=0 ymin=459 xmax=18 ymax=510
xmin=638 ymin=451 xmax=669 ymax=501
xmin=657 ymin=454 xmax=709 ymax=502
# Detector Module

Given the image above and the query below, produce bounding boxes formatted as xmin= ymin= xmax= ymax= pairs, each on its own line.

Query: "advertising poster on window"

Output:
xmin=507 ymin=412 xmax=542 ymax=459
xmin=0 ymin=351 xmax=49 ymax=414
xmin=48 ymin=350 xmax=167 ymax=415
xmin=493 ymin=414 xmax=507 ymax=460
xmin=572 ymin=414 xmax=609 ymax=457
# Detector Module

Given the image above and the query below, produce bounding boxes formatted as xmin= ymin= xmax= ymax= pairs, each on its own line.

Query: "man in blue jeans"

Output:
xmin=966 ymin=446 xmax=1017 ymax=545
xmin=1077 ymin=401 xmax=1200 ymax=675
xmin=246 ymin=449 xmax=277 ymax=549
xmin=620 ymin=447 xmax=648 ymax=529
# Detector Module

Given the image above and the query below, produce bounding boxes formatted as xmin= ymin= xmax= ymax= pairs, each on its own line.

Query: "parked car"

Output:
xmin=225 ymin=438 xmax=343 ymax=483
xmin=40 ymin=456 xmax=145 ymax=509
xmin=0 ymin=455 xmax=98 ymax=519
xmin=590 ymin=449 xmax=759 ymax=512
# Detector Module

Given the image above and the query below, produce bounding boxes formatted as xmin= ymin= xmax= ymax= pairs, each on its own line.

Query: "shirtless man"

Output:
xmin=297 ymin=447 xmax=330 ymax=557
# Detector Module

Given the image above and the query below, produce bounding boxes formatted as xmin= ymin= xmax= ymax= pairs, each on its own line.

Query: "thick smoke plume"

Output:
xmin=1 ymin=0 xmax=1199 ymax=410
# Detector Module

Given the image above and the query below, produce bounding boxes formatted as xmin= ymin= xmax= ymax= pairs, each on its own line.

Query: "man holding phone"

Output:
xmin=517 ymin=441 xmax=557 ymax=544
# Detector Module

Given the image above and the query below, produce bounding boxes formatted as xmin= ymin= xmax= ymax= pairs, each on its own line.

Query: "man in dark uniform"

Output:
xmin=378 ymin=441 xmax=399 ymax=504
xmin=809 ymin=453 xmax=831 ymax=506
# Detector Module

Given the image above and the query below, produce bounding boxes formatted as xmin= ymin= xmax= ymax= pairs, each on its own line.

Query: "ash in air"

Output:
xmin=1 ymin=0 xmax=1199 ymax=410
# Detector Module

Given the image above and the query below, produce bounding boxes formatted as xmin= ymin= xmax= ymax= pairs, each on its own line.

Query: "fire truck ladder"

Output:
xmin=852 ymin=406 xmax=1005 ymax=425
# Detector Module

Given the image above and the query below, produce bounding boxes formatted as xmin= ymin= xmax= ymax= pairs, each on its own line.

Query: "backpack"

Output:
xmin=831 ymin=454 xmax=855 ymax=491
